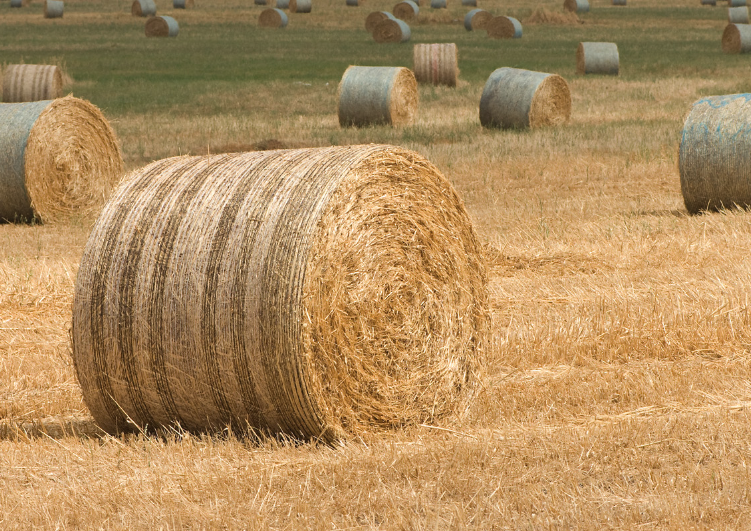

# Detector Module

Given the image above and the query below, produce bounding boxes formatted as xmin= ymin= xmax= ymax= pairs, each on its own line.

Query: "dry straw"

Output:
xmin=486 ymin=16 xmax=522 ymax=39
xmin=480 ymin=67 xmax=571 ymax=129
xmin=464 ymin=8 xmax=492 ymax=30
xmin=365 ymin=10 xmax=396 ymax=31
xmin=576 ymin=42 xmax=619 ymax=75
xmin=430 ymin=0 xmax=446 ymax=8
xmin=2 ymin=65 xmax=63 ymax=102
xmin=131 ymin=0 xmax=155 ymax=16
xmin=290 ymin=0 xmax=312 ymax=12
xmin=413 ymin=43 xmax=458 ymax=87
xmin=338 ymin=66 xmax=417 ymax=126
xmin=0 ymin=96 xmax=123 ymax=223
xmin=173 ymin=0 xmax=193 ymax=7
xmin=259 ymin=8 xmax=288 ymax=27
xmin=373 ymin=18 xmax=411 ymax=42
xmin=44 ymin=0 xmax=63 ymax=18
xmin=524 ymin=6 xmax=580 ymax=24
xmin=393 ymin=0 xmax=418 ymax=20
xmin=729 ymin=6 xmax=749 ymax=22
xmin=145 ymin=16 xmax=179 ymax=37
xmin=71 ymin=145 xmax=488 ymax=441
xmin=563 ymin=0 xmax=589 ymax=12
xmin=722 ymin=23 xmax=751 ymax=53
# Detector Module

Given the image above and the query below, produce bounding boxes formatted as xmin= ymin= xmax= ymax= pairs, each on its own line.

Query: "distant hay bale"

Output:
xmin=71 ymin=145 xmax=488 ymax=441
xmin=464 ymin=8 xmax=492 ymax=30
xmin=145 ymin=16 xmax=179 ymax=37
xmin=701 ymin=0 xmax=717 ymax=5
xmin=289 ymin=0 xmax=312 ymax=12
xmin=259 ymin=8 xmax=288 ymax=27
xmin=255 ymin=0 xmax=267 ymax=5
xmin=612 ymin=0 xmax=626 ymax=4
xmin=576 ymin=42 xmax=619 ymax=75
xmin=563 ymin=0 xmax=589 ymax=12
xmin=44 ymin=0 xmax=63 ymax=17
xmin=338 ymin=66 xmax=417 ymax=126
xmin=462 ymin=0 xmax=476 ymax=5
xmin=365 ymin=10 xmax=396 ymax=31
xmin=393 ymin=0 xmax=418 ymax=20
xmin=524 ymin=6 xmax=580 ymax=24
xmin=413 ymin=43 xmax=458 ymax=87
xmin=430 ymin=0 xmax=446 ymax=8
xmin=0 ymin=96 xmax=123 ymax=223
xmin=722 ymin=23 xmax=751 ymax=52
xmin=346 ymin=0 xmax=360 ymax=6
xmin=486 ymin=16 xmax=522 ymax=39
xmin=730 ymin=0 xmax=746 ymax=6
xmin=2 ymin=65 xmax=63 ymax=102
xmin=277 ymin=0 xmax=290 ymax=8
xmin=480 ymin=67 xmax=571 ymax=129
xmin=131 ymin=0 xmax=155 ymax=16
xmin=10 ymin=0 xmax=32 ymax=7
xmin=679 ymin=94 xmax=751 ymax=213
xmin=173 ymin=0 xmax=194 ymax=7
xmin=729 ymin=6 xmax=749 ymax=22
xmin=373 ymin=18 xmax=411 ymax=42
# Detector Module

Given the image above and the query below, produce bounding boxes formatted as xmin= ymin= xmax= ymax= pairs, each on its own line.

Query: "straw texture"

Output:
xmin=2 ymin=65 xmax=63 ymax=103
xmin=373 ymin=19 xmax=411 ymax=42
xmin=486 ymin=16 xmax=522 ymax=39
xmin=722 ymin=23 xmax=751 ymax=53
xmin=679 ymin=94 xmax=751 ymax=213
xmin=289 ymin=0 xmax=312 ymax=12
xmin=464 ymin=8 xmax=491 ymax=30
xmin=338 ymin=66 xmax=417 ymax=126
xmin=71 ymin=145 xmax=488 ymax=441
xmin=44 ymin=0 xmax=63 ymax=17
xmin=259 ymin=8 xmax=288 ymax=27
xmin=430 ymin=0 xmax=446 ymax=8
xmin=365 ymin=10 xmax=396 ymax=31
xmin=0 ymin=96 xmax=123 ymax=223
xmin=131 ymin=0 xmax=155 ymax=16
xmin=173 ymin=0 xmax=194 ymax=7
xmin=145 ymin=16 xmax=179 ymax=37
xmin=563 ymin=0 xmax=589 ymax=12
xmin=393 ymin=0 xmax=418 ymax=20
xmin=413 ymin=44 xmax=458 ymax=87
xmin=480 ymin=67 xmax=571 ymax=129
xmin=576 ymin=42 xmax=619 ymax=75
xmin=729 ymin=6 xmax=749 ymax=22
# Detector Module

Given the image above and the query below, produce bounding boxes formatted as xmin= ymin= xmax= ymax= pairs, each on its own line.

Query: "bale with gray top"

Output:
xmin=2 ymin=65 xmax=63 ymax=102
xmin=729 ymin=6 xmax=749 ymax=22
xmin=701 ymin=0 xmax=716 ymax=5
xmin=462 ymin=0 xmax=476 ymax=5
xmin=612 ymin=0 xmax=626 ymax=4
xmin=44 ymin=0 xmax=63 ymax=17
xmin=486 ymin=16 xmax=522 ymax=39
xmin=11 ymin=0 xmax=32 ymax=7
xmin=338 ymin=66 xmax=418 ymax=126
xmin=146 ymin=16 xmax=179 ymax=37
xmin=576 ymin=42 xmax=619 ymax=75
xmin=464 ymin=8 xmax=491 ymax=30
xmin=722 ymin=23 xmax=751 ymax=52
xmin=563 ymin=0 xmax=588 ymax=12
xmin=132 ymin=0 xmax=155 ymax=16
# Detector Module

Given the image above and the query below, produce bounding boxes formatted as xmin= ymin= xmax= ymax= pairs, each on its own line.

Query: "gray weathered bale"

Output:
xmin=338 ymin=66 xmax=418 ymax=126
xmin=729 ymin=6 xmax=749 ymax=22
xmin=145 ymin=15 xmax=179 ymax=37
xmin=576 ymin=42 xmax=619 ymax=75
xmin=44 ymin=0 xmax=63 ymax=17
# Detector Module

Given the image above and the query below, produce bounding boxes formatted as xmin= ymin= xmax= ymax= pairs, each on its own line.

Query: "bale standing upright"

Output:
xmin=2 ymin=65 xmax=63 ymax=102
xmin=338 ymin=66 xmax=418 ymax=126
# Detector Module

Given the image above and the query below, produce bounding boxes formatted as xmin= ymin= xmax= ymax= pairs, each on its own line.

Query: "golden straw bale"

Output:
xmin=393 ymin=0 xmax=418 ymax=20
xmin=524 ymin=6 xmax=580 ymax=24
xmin=365 ymin=10 xmax=396 ymax=32
xmin=373 ymin=18 xmax=410 ymax=42
xmin=412 ymin=43 xmax=458 ymax=87
xmin=131 ymin=0 xmax=155 ymax=16
xmin=145 ymin=15 xmax=179 ymax=37
xmin=2 ymin=64 xmax=63 ymax=102
xmin=722 ymin=23 xmax=751 ymax=53
xmin=486 ymin=16 xmax=522 ymax=39
xmin=259 ymin=8 xmax=288 ymax=27
xmin=464 ymin=8 xmax=492 ymax=30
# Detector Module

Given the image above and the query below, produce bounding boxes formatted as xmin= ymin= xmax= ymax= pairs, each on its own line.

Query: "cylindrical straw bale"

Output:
xmin=365 ymin=10 xmax=396 ymax=31
xmin=462 ymin=0 xmax=476 ymax=5
xmin=173 ymin=0 xmax=194 ymax=7
xmin=0 ymin=96 xmax=123 ymax=223
xmin=71 ymin=145 xmax=488 ymax=440
xmin=277 ymin=0 xmax=290 ymax=8
xmin=131 ymin=0 xmax=155 ymax=16
xmin=563 ymin=0 xmax=589 ymax=12
xmin=2 ymin=65 xmax=63 ymax=102
xmin=576 ymin=42 xmax=619 ymax=75
xmin=729 ymin=6 xmax=749 ymax=22
xmin=722 ymin=23 xmax=751 ymax=52
xmin=480 ymin=67 xmax=571 ymax=129
xmin=612 ymin=0 xmax=626 ymax=4
xmin=373 ymin=18 xmax=411 ymax=42
xmin=679 ymin=94 xmax=751 ymax=213
xmin=338 ymin=66 xmax=417 ymax=126
xmin=730 ymin=0 xmax=746 ymax=7
xmin=701 ymin=0 xmax=716 ymax=5
xmin=413 ymin=43 xmax=458 ymax=87
xmin=486 ymin=16 xmax=522 ymax=39
xmin=259 ymin=8 xmax=288 ymax=27
xmin=289 ymin=0 xmax=312 ymax=12
xmin=11 ymin=0 xmax=32 ymax=7
xmin=44 ymin=0 xmax=63 ymax=17
xmin=255 ymin=0 xmax=267 ymax=5
xmin=393 ymin=0 xmax=418 ymax=20
xmin=346 ymin=0 xmax=359 ymax=6
xmin=464 ymin=8 xmax=491 ymax=30
xmin=430 ymin=0 xmax=446 ymax=8
xmin=145 ymin=16 xmax=179 ymax=37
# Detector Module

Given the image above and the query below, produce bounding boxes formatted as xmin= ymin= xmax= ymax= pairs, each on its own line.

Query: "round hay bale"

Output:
xmin=563 ymin=0 xmax=589 ymax=12
xmin=0 ymin=96 xmax=124 ymax=223
xmin=11 ymin=0 xmax=32 ymax=7
xmin=486 ymin=16 xmax=522 ymax=39
xmin=338 ymin=66 xmax=417 ymax=126
xmin=430 ymin=0 xmax=446 ymax=8
xmin=413 ymin=43 xmax=458 ymax=87
xmin=365 ymin=10 xmax=396 ymax=31
xmin=276 ymin=0 xmax=290 ymax=8
xmin=576 ymin=42 xmax=619 ymax=75
xmin=730 ymin=0 xmax=746 ymax=6
xmin=71 ymin=145 xmax=488 ymax=440
xmin=2 ymin=64 xmax=63 ymax=103
xmin=173 ymin=0 xmax=194 ymax=7
xmin=678 ymin=94 xmax=751 ymax=213
xmin=145 ymin=15 xmax=179 ymax=37
xmin=131 ymin=0 xmax=155 ymax=16
xmin=289 ymin=0 xmax=311 ymax=12
xmin=255 ymin=0 xmax=267 ymax=4
xmin=612 ymin=0 xmax=626 ymax=4
xmin=44 ymin=0 xmax=63 ymax=17
xmin=373 ymin=18 xmax=411 ymax=42
xmin=464 ymin=8 xmax=492 ymax=30
xmin=259 ymin=8 xmax=288 ymax=27
xmin=722 ymin=23 xmax=751 ymax=53
xmin=701 ymin=0 xmax=717 ymax=5
xmin=346 ymin=0 xmax=359 ymax=6
xmin=393 ymin=0 xmax=418 ymax=20
xmin=479 ymin=67 xmax=571 ymax=129
xmin=729 ymin=6 xmax=749 ymax=22
xmin=462 ymin=0 xmax=477 ymax=5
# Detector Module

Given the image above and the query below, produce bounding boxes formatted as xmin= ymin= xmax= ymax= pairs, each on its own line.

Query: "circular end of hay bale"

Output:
xmin=464 ymin=8 xmax=491 ymax=30
xmin=259 ymin=8 xmax=289 ymax=27
xmin=486 ymin=16 xmax=522 ymax=39
xmin=373 ymin=18 xmax=410 ymax=42
xmin=393 ymin=0 xmax=418 ymax=20
xmin=131 ymin=0 xmax=156 ymax=16
xmin=576 ymin=42 xmax=619 ymax=75
xmin=722 ymin=23 xmax=745 ymax=53
xmin=338 ymin=66 xmax=418 ymax=126
xmin=413 ymin=43 xmax=458 ymax=87
xmin=145 ymin=16 xmax=179 ymax=37
xmin=2 ymin=65 xmax=63 ymax=103
xmin=529 ymin=74 xmax=571 ymax=127
xmin=365 ymin=10 xmax=395 ymax=32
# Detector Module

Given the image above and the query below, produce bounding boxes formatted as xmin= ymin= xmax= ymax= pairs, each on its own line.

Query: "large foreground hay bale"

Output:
xmin=373 ymin=18 xmax=410 ymax=42
xmin=338 ymin=66 xmax=417 ymax=126
xmin=259 ymin=8 xmax=288 ymax=27
xmin=563 ymin=0 xmax=589 ymax=12
xmin=145 ymin=15 xmax=179 ymax=37
xmin=486 ymin=16 xmax=522 ymax=39
xmin=413 ymin=43 xmax=458 ymax=87
xmin=393 ymin=0 xmax=418 ymax=20
xmin=464 ymin=8 xmax=491 ymax=30
xmin=131 ymin=0 xmax=155 ymax=16
xmin=290 ymin=0 xmax=312 ymax=12
xmin=576 ymin=42 xmax=619 ymax=75
xmin=430 ymin=0 xmax=446 ymax=8
xmin=679 ymin=94 xmax=751 ymax=213
xmin=44 ymin=0 xmax=63 ymax=17
xmin=71 ymin=145 xmax=488 ymax=441
xmin=2 ymin=64 xmax=63 ymax=102
xmin=722 ymin=23 xmax=751 ymax=52
xmin=729 ymin=6 xmax=749 ymax=22
xmin=0 ymin=96 xmax=123 ymax=223
xmin=480 ymin=67 xmax=571 ymax=129
xmin=365 ymin=10 xmax=396 ymax=31
xmin=173 ymin=0 xmax=194 ymax=7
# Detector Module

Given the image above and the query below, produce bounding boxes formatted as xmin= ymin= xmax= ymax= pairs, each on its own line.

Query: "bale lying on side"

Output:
xmin=338 ymin=66 xmax=417 ymax=126
xmin=393 ymin=0 xmax=418 ymax=20
xmin=173 ymin=0 xmax=194 ymax=7
xmin=729 ymin=0 xmax=746 ymax=7
xmin=44 ymin=0 xmax=63 ymax=17
xmin=145 ymin=16 xmax=179 ymax=37
xmin=486 ymin=16 xmax=522 ymax=38
xmin=277 ymin=0 xmax=290 ymax=8
xmin=430 ymin=0 xmax=446 ymax=8
xmin=480 ymin=67 xmax=571 ymax=129
xmin=701 ymin=0 xmax=717 ymax=5
xmin=255 ymin=0 xmax=267 ymax=5
xmin=71 ymin=145 xmax=488 ymax=441
xmin=464 ymin=8 xmax=492 ymax=30
xmin=413 ymin=43 xmax=458 ymax=87
xmin=679 ymin=94 xmax=751 ymax=213
xmin=131 ymin=0 xmax=155 ymax=16
xmin=346 ymin=0 xmax=360 ymax=7
xmin=612 ymin=0 xmax=626 ymax=5
xmin=2 ymin=65 xmax=63 ymax=102
xmin=729 ymin=6 xmax=749 ymax=22
xmin=0 ymin=96 xmax=123 ymax=223
xmin=259 ymin=8 xmax=288 ymax=27
xmin=290 ymin=0 xmax=312 ymax=12
xmin=10 ymin=0 xmax=32 ymax=7
xmin=563 ymin=0 xmax=589 ymax=12
xmin=576 ymin=42 xmax=619 ymax=75
xmin=365 ymin=10 xmax=396 ymax=31
xmin=722 ymin=23 xmax=751 ymax=52
xmin=462 ymin=0 xmax=476 ymax=5
xmin=373 ymin=18 xmax=411 ymax=42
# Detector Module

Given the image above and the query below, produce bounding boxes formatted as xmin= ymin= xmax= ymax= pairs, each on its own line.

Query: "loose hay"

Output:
xmin=729 ymin=6 xmax=749 ymax=22
xmin=259 ymin=8 xmax=288 ymax=27
xmin=480 ymin=67 xmax=571 ymax=129
xmin=2 ymin=64 xmax=63 ymax=102
xmin=679 ymin=94 xmax=751 ymax=213
xmin=464 ymin=8 xmax=492 ymax=30
xmin=486 ymin=16 xmax=522 ymax=39
xmin=430 ymin=0 xmax=446 ymax=8
xmin=338 ymin=66 xmax=417 ymax=126
xmin=44 ymin=0 xmax=63 ymax=18
xmin=576 ymin=42 xmax=619 ymax=75
xmin=0 ymin=96 xmax=123 ymax=223
xmin=173 ymin=0 xmax=193 ymax=7
xmin=131 ymin=0 xmax=155 ymax=16
xmin=373 ymin=18 xmax=411 ymax=42
xmin=413 ymin=43 xmax=458 ymax=87
xmin=290 ymin=0 xmax=312 ymax=12
xmin=71 ymin=145 xmax=488 ymax=441
xmin=365 ymin=10 xmax=396 ymax=31
xmin=524 ymin=6 xmax=581 ymax=24
xmin=393 ymin=0 xmax=418 ymax=20
xmin=722 ymin=23 xmax=751 ymax=53
xmin=145 ymin=16 xmax=179 ymax=37
xmin=563 ymin=0 xmax=589 ymax=12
